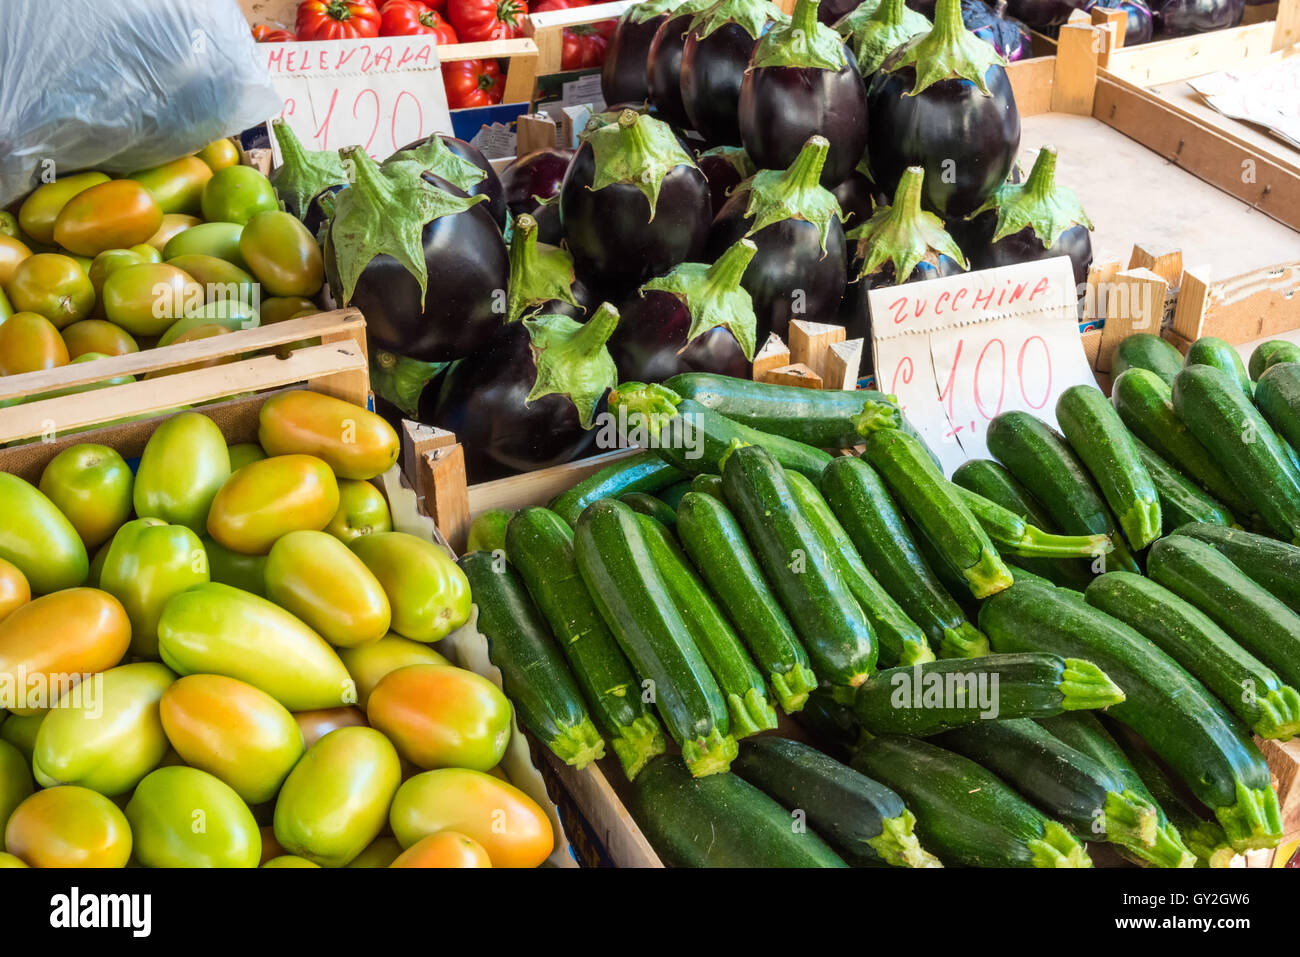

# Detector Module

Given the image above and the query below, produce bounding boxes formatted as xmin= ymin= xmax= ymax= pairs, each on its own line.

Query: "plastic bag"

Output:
xmin=0 ymin=0 xmax=284 ymax=206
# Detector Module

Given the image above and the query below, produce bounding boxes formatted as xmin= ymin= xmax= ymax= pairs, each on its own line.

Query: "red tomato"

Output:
xmin=295 ymin=0 xmax=382 ymax=41
xmin=379 ymin=0 xmax=458 ymax=41
xmin=560 ymin=22 xmax=611 ymax=70
xmin=530 ymin=0 xmax=589 ymax=9
xmin=447 ymin=0 xmax=528 ymax=42
xmin=251 ymin=25 xmax=297 ymax=42
xmin=442 ymin=59 xmax=504 ymax=109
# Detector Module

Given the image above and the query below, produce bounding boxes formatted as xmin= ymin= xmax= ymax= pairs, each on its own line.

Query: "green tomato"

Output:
xmin=0 ymin=739 xmax=34 ymax=835
xmin=239 ymin=210 xmax=325 ymax=297
xmin=201 ymin=166 xmax=279 ymax=226
xmin=162 ymin=222 xmax=247 ymax=269
xmin=226 ymin=443 xmax=266 ymax=472
xmin=99 ymin=518 xmax=209 ymax=659
xmin=133 ymin=412 xmax=231 ymax=533
xmin=0 ymin=712 xmax=44 ymax=763
xmin=326 ymin=479 xmax=393 ymax=545
xmin=263 ymin=855 xmax=319 ymax=868
xmin=37 ymin=444 xmax=134 ymax=550
xmin=125 ymin=766 xmax=261 ymax=868
xmin=350 ymin=532 xmax=471 ymax=643
xmin=264 ymin=530 xmax=391 ymax=648
xmin=200 ymin=535 xmax=267 ymax=596
xmin=157 ymin=301 xmax=259 ymax=346
xmin=0 ymin=473 xmax=88 ymax=595
xmin=346 ymin=836 xmax=403 ymax=868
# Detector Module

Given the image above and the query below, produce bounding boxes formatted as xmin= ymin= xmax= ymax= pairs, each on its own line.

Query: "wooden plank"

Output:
xmin=1171 ymin=261 xmax=1300 ymax=344
xmin=788 ymin=319 xmax=846 ymax=378
xmin=1257 ymin=735 xmax=1300 ymax=841
xmin=1100 ymin=21 xmax=1278 ymax=85
xmin=1005 ymin=55 xmax=1056 ymax=118
xmin=1091 ymin=6 xmax=1127 ymax=70
xmin=1275 ymin=0 xmax=1299 ymax=48
xmin=466 ymin=446 xmax=640 ymax=520
xmin=401 ymin=420 xmax=458 ymax=507
xmin=1052 ymin=24 xmax=1101 ymax=115
xmin=823 ymin=339 xmax=864 ymax=390
xmin=423 ymin=444 xmax=471 ymax=553
xmin=1127 ymin=243 xmax=1184 ymax=287
xmin=1099 ymin=267 xmax=1169 ymax=372
xmin=752 ymin=332 xmax=791 ymax=380
xmin=526 ymin=1 xmax=634 ymax=74
xmin=516 ymin=113 xmax=559 ymax=155
xmin=543 ymin=753 xmax=663 ymax=868
xmin=1083 ymin=260 xmax=1122 ymax=324
xmin=764 ymin=362 xmax=823 ymax=389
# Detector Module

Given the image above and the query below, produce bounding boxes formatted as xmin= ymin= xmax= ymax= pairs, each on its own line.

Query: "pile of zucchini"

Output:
xmin=461 ymin=346 xmax=1300 ymax=868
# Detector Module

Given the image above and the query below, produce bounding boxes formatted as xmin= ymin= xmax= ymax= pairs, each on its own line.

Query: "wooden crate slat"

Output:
xmin=1100 ymin=20 xmax=1279 ymax=85
xmin=1006 ymin=56 xmax=1057 ymax=117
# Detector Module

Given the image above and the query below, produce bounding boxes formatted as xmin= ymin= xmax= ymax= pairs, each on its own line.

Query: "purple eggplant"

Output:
xmin=604 ymin=0 xmax=686 ymax=106
xmin=963 ymin=0 xmax=1033 ymax=61
xmin=835 ymin=0 xmax=932 ymax=77
xmin=1082 ymin=0 xmax=1154 ymax=44
xmin=820 ymin=0 xmax=867 ymax=22
xmin=500 ymin=148 xmax=575 ymax=218
xmin=697 ymin=145 xmax=758 ymax=216
xmin=268 ymin=119 xmax=347 ymax=222
xmin=1148 ymin=0 xmax=1242 ymax=36
xmin=391 ymin=134 xmax=508 ymax=230
xmin=707 ymin=136 xmax=848 ymax=342
xmin=424 ymin=304 xmax=622 ymax=482
xmin=839 ymin=165 xmax=968 ymax=341
xmin=1003 ymin=0 xmax=1078 ymax=27
xmin=609 ymin=239 xmax=757 ymax=382
xmin=832 ymin=166 xmax=887 ymax=231
xmin=560 ymin=109 xmax=712 ymax=300
xmin=680 ymin=0 xmax=783 ymax=147
xmin=303 ymin=183 xmax=345 ymax=243
xmin=867 ymin=0 xmax=1021 ymax=218
xmin=739 ymin=0 xmax=870 ymax=188
xmin=325 ymin=149 xmax=507 ymax=362
xmin=647 ymin=9 xmax=705 ymax=129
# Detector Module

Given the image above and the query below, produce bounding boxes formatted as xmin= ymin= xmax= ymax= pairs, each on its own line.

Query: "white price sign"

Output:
xmin=867 ymin=256 xmax=1096 ymax=475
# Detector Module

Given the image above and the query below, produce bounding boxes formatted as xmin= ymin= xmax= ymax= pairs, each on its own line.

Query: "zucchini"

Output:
xmin=851 ymin=735 xmax=1092 ymax=868
xmin=504 ymin=508 xmax=666 ymax=779
xmin=981 ymin=576 xmax=1282 ymax=851
xmin=457 ymin=551 xmax=606 ymax=768
xmin=1255 ymin=361 xmax=1300 ymax=453
xmin=1172 ymin=522 xmax=1300 ymax=615
xmin=785 ymin=469 xmax=934 ymax=667
xmin=1111 ymin=366 xmax=1254 ymax=517
xmin=853 ymin=653 xmax=1125 ymax=736
xmin=608 ymin=381 xmax=832 ymax=480
xmin=1112 ymin=332 xmax=1184 ymax=386
xmin=1084 ymin=571 xmax=1300 ymax=740
xmin=619 ymin=491 xmax=677 ymax=527
xmin=630 ymin=755 xmax=848 ymax=868
xmin=1173 ymin=364 xmax=1300 ymax=542
xmin=551 ymin=451 xmax=685 ymax=527
xmin=862 ymin=428 xmax=1014 ymax=598
xmin=636 ymin=513 xmax=778 ymax=737
xmin=908 ymin=517 xmax=984 ymax=622
xmin=655 ymin=479 xmax=694 ymax=510
xmin=465 ymin=508 xmax=512 ymax=554
xmin=1056 ymin=384 xmax=1162 ymax=549
xmin=986 ymin=410 xmax=1138 ymax=573
xmin=821 ymin=456 xmax=988 ymax=659
xmin=950 ymin=458 xmax=1096 ymax=590
xmin=573 ymin=498 xmax=738 ymax=776
xmin=690 ymin=473 xmax=724 ymax=498
xmin=795 ymin=688 xmax=863 ymax=760
xmin=1132 ymin=438 xmax=1235 ymax=532
xmin=1249 ymin=340 xmax=1300 ymax=381
xmin=675 ymin=491 xmax=817 ymax=713
xmin=733 ymin=736 xmax=941 ymax=868
xmin=1185 ymin=336 xmax=1253 ymax=396
xmin=950 ymin=484 xmax=1113 ymax=558
xmin=721 ymin=444 xmax=878 ymax=690
xmin=1146 ymin=535 xmax=1300 ymax=693
xmin=937 ymin=718 xmax=1162 ymax=854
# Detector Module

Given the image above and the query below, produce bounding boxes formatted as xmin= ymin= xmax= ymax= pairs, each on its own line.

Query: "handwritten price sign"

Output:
xmin=867 ymin=256 xmax=1096 ymax=475
xmin=260 ymin=38 xmax=454 ymax=162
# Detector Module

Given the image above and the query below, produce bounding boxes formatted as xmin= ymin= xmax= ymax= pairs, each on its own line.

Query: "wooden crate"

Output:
xmin=525 ymin=0 xmax=636 ymax=76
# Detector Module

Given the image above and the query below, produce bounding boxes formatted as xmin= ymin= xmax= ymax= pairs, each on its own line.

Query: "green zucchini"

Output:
xmin=821 ymin=456 xmax=988 ymax=659
xmin=1255 ymin=361 xmax=1300 ymax=453
xmin=675 ymin=491 xmax=817 ymax=713
xmin=655 ymin=479 xmax=694 ymax=510
xmin=733 ymin=736 xmax=941 ymax=868
xmin=573 ymin=498 xmax=737 ymax=776
xmin=950 ymin=484 xmax=1113 ymax=558
xmin=851 ymin=735 xmax=1092 ymax=868
xmin=908 ymin=517 xmax=984 ymax=622
xmin=785 ymin=469 xmax=934 ymax=667
xmin=1112 ymin=332 xmax=1184 ymax=386
xmin=1111 ymin=366 xmax=1254 ymax=517
xmin=503 ymin=508 xmax=666 ymax=779
xmin=1173 ymin=364 xmax=1300 ymax=542
xmin=629 ymin=755 xmax=848 ymax=867
xmin=981 ymin=576 xmax=1282 ymax=850
xmin=937 ymin=718 xmax=1162 ymax=855
xmin=1185 ymin=336 xmax=1253 ymax=396
xmin=1249 ymin=340 xmax=1300 ymax=381
xmin=551 ymin=451 xmax=685 ymax=527
xmin=636 ymin=513 xmax=778 ymax=738
xmin=1056 ymin=384 xmax=1162 ymax=549
xmin=457 ymin=551 xmax=606 ymax=768
xmin=795 ymin=688 xmax=863 ymax=760
xmin=619 ymin=491 xmax=677 ymax=527
xmin=690 ymin=473 xmax=724 ymax=498
xmin=721 ymin=444 xmax=878 ymax=690
xmin=986 ymin=410 xmax=1138 ymax=573
xmin=853 ymin=653 xmax=1124 ymax=736
xmin=607 ymin=381 xmax=832 ymax=479
xmin=465 ymin=508 xmax=512 ymax=554
xmin=950 ymin=458 xmax=1096 ymax=590
xmin=1146 ymin=535 xmax=1300 ymax=693
xmin=862 ymin=428 xmax=1014 ymax=598
xmin=1085 ymin=571 xmax=1300 ymax=740
xmin=1132 ymin=438 xmax=1235 ymax=531
xmin=1172 ymin=522 xmax=1300 ymax=615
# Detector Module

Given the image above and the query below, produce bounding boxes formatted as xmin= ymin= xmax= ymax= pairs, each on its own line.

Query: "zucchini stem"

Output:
xmin=770 ymin=663 xmax=819 ymax=714
xmin=939 ymin=623 xmax=991 ymax=659
xmin=1027 ymin=820 xmax=1092 ymax=868
xmin=1122 ymin=821 xmax=1198 ymax=869
xmin=681 ymin=727 xmax=740 ymax=778
xmin=1252 ymin=685 xmax=1300 ymax=741
xmin=963 ymin=546 xmax=1015 ymax=599
xmin=865 ymin=810 xmax=943 ymax=868
xmin=727 ymin=688 xmax=781 ymax=739
xmin=1058 ymin=658 xmax=1126 ymax=710
xmin=551 ymin=716 xmax=608 ymax=769
xmin=1214 ymin=781 xmax=1283 ymax=851
xmin=1098 ymin=788 xmax=1159 ymax=849
xmin=609 ymin=714 xmax=668 ymax=781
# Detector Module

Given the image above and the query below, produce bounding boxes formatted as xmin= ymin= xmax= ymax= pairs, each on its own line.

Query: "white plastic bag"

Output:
xmin=0 ymin=0 xmax=284 ymax=205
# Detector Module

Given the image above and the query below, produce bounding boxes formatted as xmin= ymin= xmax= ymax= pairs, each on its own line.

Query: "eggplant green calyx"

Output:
xmin=608 ymin=381 xmax=683 ymax=442
xmin=506 ymin=213 xmax=579 ymax=325
xmin=690 ymin=0 xmax=786 ymax=41
xmin=385 ymin=137 xmax=486 ymax=194
xmin=751 ymin=0 xmax=847 ymax=71
xmin=641 ymin=238 xmax=759 ymax=360
xmin=887 ymin=0 xmax=1006 ymax=96
xmin=587 ymin=109 xmax=697 ymax=219
xmin=269 ymin=119 xmax=348 ymax=220
xmin=698 ymin=144 xmax=758 ymax=182
xmin=525 ymin=303 xmax=621 ymax=430
xmin=330 ymin=147 xmax=487 ymax=307
xmin=742 ymin=135 xmax=841 ymax=255
xmin=370 ymin=350 xmax=446 ymax=419
xmin=629 ymin=0 xmax=685 ymax=23
xmin=836 ymin=0 xmax=931 ymax=77
xmin=969 ymin=146 xmax=1094 ymax=249
xmin=847 ymin=166 xmax=968 ymax=282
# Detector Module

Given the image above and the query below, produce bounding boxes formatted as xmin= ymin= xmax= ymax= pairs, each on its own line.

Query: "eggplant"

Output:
xmin=647 ymin=10 xmax=703 ymax=129
xmin=835 ymin=0 xmax=932 ymax=77
xmin=303 ymin=183 xmax=346 ymax=243
xmin=831 ymin=164 xmax=887 ymax=231
xmin=1082 ymin=0 xmax=1154 ymax=44
xmin=866 ymin=0 xmax=1020 ymax=218
xmin=609 ymin=239 xmax=757 ymax=382
xmin=738 ymin=0 xmax=870 ymax=189
xmin=962 ymin=146 xmax=1093 ymax=287
xmin=707 ymin=136 xmax=848 ymax=342
xmin=325 ymin=149 xmax=507 ymax=362
xmin=532 ymin=198 xmax=566 ymax=246
xmin=500 ymin=148 xmax=575 ymax=218
xmin=697 ymin=145 xmax=757 ymax=216
xmin=268 ymin=119 xmax=347 ymax=222
xmin=1003 ymin=0 xmax=1077 ymax=27
xmin=559 ymin=109 xmax=712 ymax=300
xmin=390 ymin=135 xmax=507 ymax=231
xmin=820 ymin=0 xmax=867 ymax=22
xmin=424 ymin=303 xmax=622 ymax=482
xmin=1148 ymin=0 xmax=1242 ymax=36
xmin=963 ymin=0 xmax=1033 ymax=61
xmin=680 ymin=0 xmax=783 ymax=147
xmin=506 ymin=213 xmax=582 ymax=324
xmin=603 ymin=0 xmax=686 ymax=106
xmin=840 ymin=166 xmax=968 ymax=342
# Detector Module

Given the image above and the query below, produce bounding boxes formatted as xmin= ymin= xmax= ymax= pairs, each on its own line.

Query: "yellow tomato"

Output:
xmin=0 ymin=235 xmax=32 ymax=287
xmin=6 ymin=253 xmax=95 ymax=328
xmin=197 ymin=139 xmax=241 ymax=172
xmin=5 ymin=785 xmax=132 ymax=868
xmin=258 ymin=390 xmax=400 ymax=481
xmin=326 ymin=479 xmax=393 ymax=545
xmin=60 ymin=319 xmax=139 ymax=359
xmin=350 ymin=532 xmax=471 ymax=643
xmin=18 ymin=172 xmax=111 ymax=246
xmin=53 ymin=180 xmax=164 ymax=257
xmin=37 ymin=443 xmax=134 ymax=550
xmin=125 ymin=766 xmax=261 ymax=868
xmin=129 ymin=156 xmax=214 ymax=216
xmin=0 ymin=472 xmax=88 ymax=594
xmin=0 ymin=558 xmax=30 ymax=622
xmin=0 ymin=311 xmax=69 ymax=374
xmin=133 ymin=411 xmax=231 ymax=533
xmin=206 ymin=454 xmax=339 ymax=555
xmin=337 ymin=634 xmax=449 ymax=709
xmin=264 ymin=530 xmax=391 ymax=647
xmin=366 ymin=664 xmax=510 ymax=771
xmin=294 ymin=706 xmax=369 ymax=749
xmin=101 ymin=262 xmax=204 ymax=337
xmin=390 ymin=830 xmax=492 ymax=868
xmin=146 ymin=213 xmax=204 ymax=251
